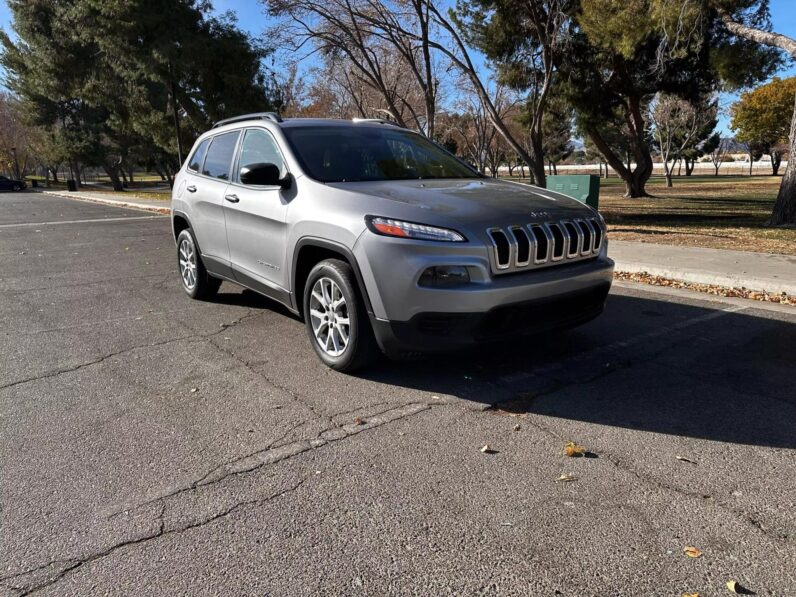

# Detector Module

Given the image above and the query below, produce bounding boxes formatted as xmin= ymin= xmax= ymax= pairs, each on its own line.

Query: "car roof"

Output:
xmin=211 ymin=113 xmax=404 ymax=131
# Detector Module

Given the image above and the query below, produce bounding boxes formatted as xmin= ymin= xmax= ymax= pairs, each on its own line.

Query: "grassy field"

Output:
xmin=596 ymin=175 xmax=795 ymax=255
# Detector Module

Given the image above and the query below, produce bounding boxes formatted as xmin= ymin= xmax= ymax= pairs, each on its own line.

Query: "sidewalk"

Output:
xmin=610 ymin=240 xmax=796 ymax=296
xmin=41 ymin=189 xmax=171 ymax=214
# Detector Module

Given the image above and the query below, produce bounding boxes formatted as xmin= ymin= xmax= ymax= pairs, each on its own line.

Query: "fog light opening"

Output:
xmin=419 ymin=266 xmax=471 ymax=288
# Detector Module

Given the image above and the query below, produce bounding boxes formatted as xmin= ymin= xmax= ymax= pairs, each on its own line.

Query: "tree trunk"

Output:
xmin=768 ymin=95 xmax=796 ymax=225
xmin=771 ymin=152 xmax=781 ymax=176
xmin=103 ymin=164 xmax=124 ymax=192
xmin=664 ymin=160 xmax=673 ymax=187
xmin=749 ymin=152 xmax=754 ymax=176
xmin=685 ymin=158 xmax=695 ymax=176
xmin=587 ymin=126 xmax=651 ymax=197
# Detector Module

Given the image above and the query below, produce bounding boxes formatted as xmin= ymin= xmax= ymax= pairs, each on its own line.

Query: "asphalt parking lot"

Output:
xmin=1 ymin=191 xmax=795 ymax=596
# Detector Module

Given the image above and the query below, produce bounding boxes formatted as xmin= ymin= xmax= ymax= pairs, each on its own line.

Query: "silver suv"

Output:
xmin=171 ymin=113 xmax=614 ymax=371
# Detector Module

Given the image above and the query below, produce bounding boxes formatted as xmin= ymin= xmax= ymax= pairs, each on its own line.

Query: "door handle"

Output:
xmin=186 ymin=185 xmax=197 ymax=193
xmin=224 ymin=193 xmax=240 ymax=203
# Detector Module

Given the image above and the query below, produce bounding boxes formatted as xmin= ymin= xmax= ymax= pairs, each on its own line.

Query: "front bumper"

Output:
xmin=353 ymin=231 xmax=614 ymax=321
xmin=370 ymin=282 xmax=611 ymax=357
xmin=353 ymin=230 xmax=614 ymax=356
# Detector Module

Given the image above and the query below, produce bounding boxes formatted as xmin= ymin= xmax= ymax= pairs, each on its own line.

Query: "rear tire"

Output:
xmin=177 ymin=228 xmax=221 ymax=300
xmin=303 ymin=259 xmax=377 ymax=372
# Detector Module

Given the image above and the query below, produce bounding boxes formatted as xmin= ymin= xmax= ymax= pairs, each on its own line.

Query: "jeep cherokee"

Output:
xmin=171 ymin=113 xmax=614 ymax=371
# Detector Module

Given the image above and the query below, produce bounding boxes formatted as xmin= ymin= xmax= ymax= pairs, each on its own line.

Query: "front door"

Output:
xmin=223 ymin=127 xmax=290 ymax=291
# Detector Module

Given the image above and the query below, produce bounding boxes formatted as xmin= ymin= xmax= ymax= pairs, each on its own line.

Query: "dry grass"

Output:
xmin=598 ymin=176 xmax=796 ymax=255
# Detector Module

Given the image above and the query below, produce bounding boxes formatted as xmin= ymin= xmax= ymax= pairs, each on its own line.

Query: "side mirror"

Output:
xmin=239 ymin=162 xmax=291 ymax=189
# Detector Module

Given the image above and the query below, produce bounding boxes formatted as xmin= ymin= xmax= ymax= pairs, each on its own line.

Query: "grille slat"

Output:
xmin=510 ymin=226 xmax=531 ymax=266
xmin=486 ymin=217 xmax=605 ymax=275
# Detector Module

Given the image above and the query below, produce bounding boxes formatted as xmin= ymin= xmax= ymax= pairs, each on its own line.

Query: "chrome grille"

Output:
xmin=486 ymin=217 xmax=605 ymax=274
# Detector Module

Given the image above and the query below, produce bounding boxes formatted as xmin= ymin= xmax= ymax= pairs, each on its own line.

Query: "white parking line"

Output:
xmin=0 ymin=215 xmax=166 ymax=229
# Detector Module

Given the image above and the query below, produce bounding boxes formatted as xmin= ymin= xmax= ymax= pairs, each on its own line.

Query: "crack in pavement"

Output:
xmin=0 ymin=309 xmax=257 ymax=392
xmin=4 ymin=478 xmax=308 ymax=596
xmin=6 ymin=400 xmax=436 ymax=594
xmin=107 ymin=400 xmax=433 ymax=519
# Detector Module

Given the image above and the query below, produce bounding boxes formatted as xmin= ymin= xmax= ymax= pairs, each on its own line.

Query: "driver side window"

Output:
xmin=237 ymin=129 xmax=286 ymax=183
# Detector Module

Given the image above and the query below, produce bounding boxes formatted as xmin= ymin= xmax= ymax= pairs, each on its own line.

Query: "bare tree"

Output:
xmin=709 ymin=136 xmax=732 ymax=177
xmin=266 ymin=0 xmax=440 ymax=136
xmin=650 ymin=93 xmax=718 ymax=187
xmin=0 ymin=92 xmax=37 ymax=179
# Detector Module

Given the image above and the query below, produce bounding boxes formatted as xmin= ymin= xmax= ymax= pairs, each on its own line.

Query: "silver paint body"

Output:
xmin=171 ymin=118 xmax=614 ymax=324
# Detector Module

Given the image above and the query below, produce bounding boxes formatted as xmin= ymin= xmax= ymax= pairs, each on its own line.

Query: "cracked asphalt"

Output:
xmin=1 ymin=191 xmax=795 ymax=596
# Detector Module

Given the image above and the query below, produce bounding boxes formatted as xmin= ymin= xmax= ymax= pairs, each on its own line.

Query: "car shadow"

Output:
xmin=357 ymin=294 xmax=796 ymax=450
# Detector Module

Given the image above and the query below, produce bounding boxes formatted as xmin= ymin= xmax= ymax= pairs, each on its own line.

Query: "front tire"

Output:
xmin=12 ymin=184 xmax=22 ymax=192
xmin=303 ymin=259 xmax=377 ymax=372
xmin=176 ymin=228 xmax=221 ymax=300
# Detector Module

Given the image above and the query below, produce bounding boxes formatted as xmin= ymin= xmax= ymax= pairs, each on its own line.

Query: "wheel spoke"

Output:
xmin=311 ymin=290 xmax=326 ymax=308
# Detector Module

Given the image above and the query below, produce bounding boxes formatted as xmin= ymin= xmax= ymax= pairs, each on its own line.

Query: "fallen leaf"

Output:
xmin=682 ymin=593 xmax=700 ymax=597
xmin=676 ymin=455 xmax=697 ymax=464
xmin=480 ymin=444 xmax=496 ymax=454
xmin=190 ymin=388 xmax=198 ymax=393
xmin=556 ymin=473 xmax=577 ymax=482
xmin=683 ymin=546 xmax=702 ymax=558
xmin=353 ymin=416 xmax=365 ymax=426
xmin=513 ymin=423 xmax=521 ymax=432
xmin=564 ymin=441 xmax=586 ymax=457
xmin=726 ymin=580 xmax=752 ymax=594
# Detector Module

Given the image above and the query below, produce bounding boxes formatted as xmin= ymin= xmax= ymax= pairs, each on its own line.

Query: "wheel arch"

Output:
xmin=292 ymin=238 xmax=374 ymax=318
xmin=172 ymin=210 xmax=191 ymax=243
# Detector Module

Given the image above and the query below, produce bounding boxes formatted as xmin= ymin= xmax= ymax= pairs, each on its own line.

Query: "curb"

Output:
xmin=614 ymin=263 xmax=796 ymax=297
xmin=41 ymin=190 xmax=170 ymax=215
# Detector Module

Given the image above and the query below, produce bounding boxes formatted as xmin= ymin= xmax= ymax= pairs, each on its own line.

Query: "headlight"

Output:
xmin=365 ymin=216 xmax=466 ymax=242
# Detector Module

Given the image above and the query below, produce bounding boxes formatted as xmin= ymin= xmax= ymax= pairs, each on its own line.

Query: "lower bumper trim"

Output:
xmin=371 ymin=282 xmax=611 ymax=357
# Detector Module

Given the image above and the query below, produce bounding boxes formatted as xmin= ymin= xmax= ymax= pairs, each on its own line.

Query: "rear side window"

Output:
xmin=202 ymin=131 xmax=240 ymax=180
xmin=187 ymin=138 xmax=210 ymax=173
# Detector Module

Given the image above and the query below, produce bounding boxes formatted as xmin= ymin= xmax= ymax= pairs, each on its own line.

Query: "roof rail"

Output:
xmin=212 ymin=112 xmax=283 ymax=129
xmin=351 ymin=118 xmax=401 ymax=127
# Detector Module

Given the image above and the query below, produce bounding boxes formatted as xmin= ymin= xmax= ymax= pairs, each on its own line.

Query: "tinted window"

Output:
xmin=282 ymin=126 xmax=479 ymax=183
xmin=238 ymin=129 xmax=286 ymax=181
xmin=202 ymin=131 xmax=240 ymax=180
xmin=187 ymin=138 xmax=210 ymax=172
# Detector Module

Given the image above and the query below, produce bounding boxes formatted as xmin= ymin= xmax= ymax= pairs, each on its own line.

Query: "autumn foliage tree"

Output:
xmin=731 ymin=77 xmax=796 ymax=176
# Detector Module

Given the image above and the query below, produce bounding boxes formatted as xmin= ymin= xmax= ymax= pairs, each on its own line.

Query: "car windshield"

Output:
xmin=282 ymin=125 xmax=480 ymax=183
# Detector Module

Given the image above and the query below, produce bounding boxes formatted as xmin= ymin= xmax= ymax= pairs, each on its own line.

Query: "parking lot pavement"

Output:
xmin=1 ymin=191 xmax=794 ymax=596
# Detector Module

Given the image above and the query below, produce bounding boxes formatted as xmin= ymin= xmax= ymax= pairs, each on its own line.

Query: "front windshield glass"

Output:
xmin=282 ymin=125 xmax=480 ymax=183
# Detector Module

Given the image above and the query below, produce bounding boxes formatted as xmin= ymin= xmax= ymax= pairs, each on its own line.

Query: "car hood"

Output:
xmin=326 ymin=178 xmax=596 ymax=227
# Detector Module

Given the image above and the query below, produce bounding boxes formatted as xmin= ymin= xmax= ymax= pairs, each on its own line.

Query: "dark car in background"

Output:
xmin=0 ymin=175 xmax=27 ymax=191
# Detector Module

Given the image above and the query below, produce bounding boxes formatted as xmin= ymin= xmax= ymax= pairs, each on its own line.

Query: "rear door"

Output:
xmin=186 ymin=131 xmax=240 ymax=268
xmin=223 ymin=127 xmax=290 ymax=291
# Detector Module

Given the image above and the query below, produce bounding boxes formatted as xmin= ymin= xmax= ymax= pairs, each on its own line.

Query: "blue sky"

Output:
xmin=1 ymin=0 xmax=794 ymax=133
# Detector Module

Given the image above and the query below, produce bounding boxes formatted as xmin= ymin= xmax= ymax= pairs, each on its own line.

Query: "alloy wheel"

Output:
xmin=309 ymin=277 xmax=351 ymax=357
xmin=179 ymin=237 xmax=198 ymax=290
